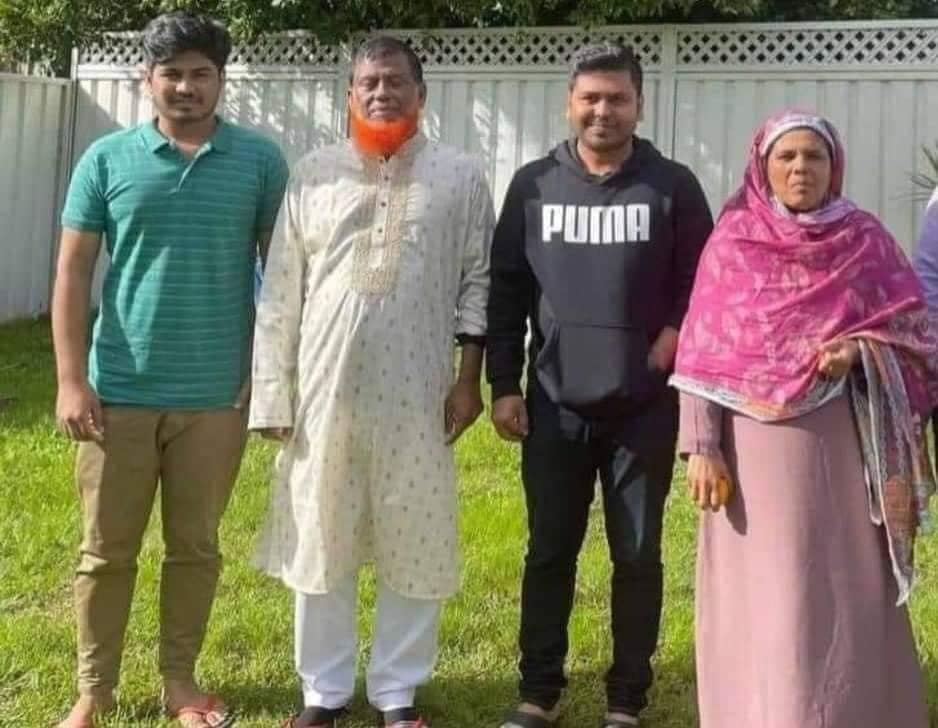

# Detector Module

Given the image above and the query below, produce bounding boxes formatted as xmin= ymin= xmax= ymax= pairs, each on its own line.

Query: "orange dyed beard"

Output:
xmin=349 ymin=104 xmax=420 ymax=157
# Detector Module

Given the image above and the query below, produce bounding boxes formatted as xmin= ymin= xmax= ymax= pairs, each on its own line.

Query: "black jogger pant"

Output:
xmin=517 ymin=380 xmax=678 ymax=716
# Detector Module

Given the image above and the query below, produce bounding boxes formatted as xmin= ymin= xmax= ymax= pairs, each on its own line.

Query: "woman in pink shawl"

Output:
xmin=671 ymin=110 xmax=935 ymax=728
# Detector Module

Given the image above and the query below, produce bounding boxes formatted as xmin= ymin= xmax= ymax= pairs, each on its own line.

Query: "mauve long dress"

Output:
xmin=679 ymin=392 xmax=928 ymax=728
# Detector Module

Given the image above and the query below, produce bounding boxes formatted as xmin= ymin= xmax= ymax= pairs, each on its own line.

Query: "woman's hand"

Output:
xmin=817 ymin=338 xmax=860 ymax=379
xmin=687 ymin=452 xmax=735 ymax=511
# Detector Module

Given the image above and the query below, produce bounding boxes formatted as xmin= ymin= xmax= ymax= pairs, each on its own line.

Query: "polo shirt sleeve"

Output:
xmin=61 ymin=146 xmax=107 ymax=233
xmin=257 ymin=146 xmax=290 ymax=236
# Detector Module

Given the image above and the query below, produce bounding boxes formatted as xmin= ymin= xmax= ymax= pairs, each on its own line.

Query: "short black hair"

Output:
xmin=569 ymin=43 xmax=643 ymax=95
xmin=350 ymin=35 xmax=424 ymax=86
xmin=142 ymin=12 xmax=232 ymax=71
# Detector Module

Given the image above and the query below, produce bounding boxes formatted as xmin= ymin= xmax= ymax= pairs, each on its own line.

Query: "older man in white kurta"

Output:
xmin=248 ymin=37 xmax=493 ymax=728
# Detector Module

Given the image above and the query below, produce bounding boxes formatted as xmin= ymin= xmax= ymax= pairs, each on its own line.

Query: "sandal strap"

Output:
xmin=501 ymin=710 xmax=558 ymax=728
xmin=172 ymin=696 xmax=235 ymax=728
xmin=291 ymin=705 xmax=347 ymax=726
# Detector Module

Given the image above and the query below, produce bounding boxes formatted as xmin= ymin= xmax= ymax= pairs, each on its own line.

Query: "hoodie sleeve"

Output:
xmin=668 ymin=168 xmax=714 ymax=330
xmin=486 ymin=171 xmax=533 ymax=400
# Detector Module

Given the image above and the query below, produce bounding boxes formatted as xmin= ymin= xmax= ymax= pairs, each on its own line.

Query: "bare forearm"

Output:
xmin=52 ymin=264 xmax=94 ymax=387
xmin=456 ymin=343 xmax=483 ymax=385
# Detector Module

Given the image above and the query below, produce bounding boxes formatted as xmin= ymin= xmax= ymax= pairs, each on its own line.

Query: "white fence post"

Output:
xmin=658 ymin=26 xmax=679 ymax=159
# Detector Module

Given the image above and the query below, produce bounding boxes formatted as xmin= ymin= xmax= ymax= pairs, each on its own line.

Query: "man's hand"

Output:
xmin=647 ymin=325 xmax=680 ymax=373
xmin=817 ymin=338 xmax=860 ymax=380
xmin=444 ymin=379 xmax=483 ymax=445
xmin=257 ymin=427 xmax=292 ymax=443
xmin=56 ymin=380 xmax=104 ymax=442
xmin=234 ymin=378 xmax=252 ymax=410
xmin=687 ymin=452 xmax=734 ymax=511
xmin=491 ymin=395 xmax=529 ymax=442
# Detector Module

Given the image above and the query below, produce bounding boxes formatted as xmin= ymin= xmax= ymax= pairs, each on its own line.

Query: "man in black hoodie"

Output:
xmin=487 ymin=44 xmax=713 ymax=728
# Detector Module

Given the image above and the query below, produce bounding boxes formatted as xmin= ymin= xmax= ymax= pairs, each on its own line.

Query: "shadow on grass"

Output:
xmin=80 ymin=648 xmax=697 ymax=727
xmin=96 ymin=698 xmax=164 ymax=726
xmin=208 ymin=674 xmax=519 ymax=725
xmin=0 ymin=316 xmax=57 ymax=435
xmin=414 ymin=650 xmax=696 ymax=727
xmin=208 ymin=676 xmax=514 ymax=725
xmin=211 ymin=680 xmax=302 ymax=719
xmin=420 ymin=672 xmax=518 ymax=725
xmin=922 ymin=658 xmax=938 ymax=724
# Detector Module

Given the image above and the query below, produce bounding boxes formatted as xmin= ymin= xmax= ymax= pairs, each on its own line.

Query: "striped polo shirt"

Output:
xmin=61 ymin=117 xmax=289 ymax=409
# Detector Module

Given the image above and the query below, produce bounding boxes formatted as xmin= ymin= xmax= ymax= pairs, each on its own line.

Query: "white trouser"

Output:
xmin=294 ymin=573 xmax=442 ymax=712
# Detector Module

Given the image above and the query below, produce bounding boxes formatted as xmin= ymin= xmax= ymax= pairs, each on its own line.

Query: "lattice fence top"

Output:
xmin=678 ymin=25 xmax=938 ymax=66
xmin=78 ymin=33 xmax=341 ymax=69
xmin=79 ymin=36 xmax=142 ymax=67
xmin=396 ymin=28 xmax=662 ymax=68
xmin=77 ymin=22 xmax=938 ymax=71
xmin=1 ymin=60 xmax=56 ymax=77
xmin=77 ymin=28 xmax=662 ymax=70
xmin=231 ymin=34 xmax=342 ymax=66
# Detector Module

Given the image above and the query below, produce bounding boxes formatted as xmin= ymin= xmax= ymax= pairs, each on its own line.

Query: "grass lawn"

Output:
xmin=2 ymin=316 xmax=938 ymax=727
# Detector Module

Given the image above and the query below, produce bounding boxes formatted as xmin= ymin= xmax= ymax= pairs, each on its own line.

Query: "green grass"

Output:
xmin=1 ymin=317 xmax=937 ymax=727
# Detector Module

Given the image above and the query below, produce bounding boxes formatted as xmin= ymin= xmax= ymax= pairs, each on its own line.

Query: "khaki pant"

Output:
xmin=73 ymin=406 xmax=247 ymax=696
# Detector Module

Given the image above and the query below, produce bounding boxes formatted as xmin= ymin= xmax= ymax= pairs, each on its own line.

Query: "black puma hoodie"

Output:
xmin=485 ymin=137 xmax=713 ymax=418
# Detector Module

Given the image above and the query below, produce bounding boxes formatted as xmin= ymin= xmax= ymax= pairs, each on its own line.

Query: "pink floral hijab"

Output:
xmin=671 ymin=109 xmax=938 ymax=602
xmin=671 ymin=109 xmax=935 ymax=420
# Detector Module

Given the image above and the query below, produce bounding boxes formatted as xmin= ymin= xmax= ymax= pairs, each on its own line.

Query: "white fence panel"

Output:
xmin=69 ymin=26 xmax=671 ymax=213
xmin=70 ymin=22 xmax=938 ymax=255
xmin=69 ymin=74 xmax=664 ymax=211
xmin=674 ymin=73 xmax=938 ymax=251
xmin=7 ymin=20 xmax=938 ymax=322
xmin=0 ymin=74 xmax=71 ymax=322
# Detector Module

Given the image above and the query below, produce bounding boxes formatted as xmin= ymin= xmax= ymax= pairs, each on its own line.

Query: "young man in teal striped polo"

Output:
xmin=52 ymin=12 xmax=288 ymax=728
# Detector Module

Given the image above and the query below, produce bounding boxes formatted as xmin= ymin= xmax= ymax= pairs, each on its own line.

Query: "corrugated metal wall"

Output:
xmin=0 ymin=74 xmax=71 ymax=322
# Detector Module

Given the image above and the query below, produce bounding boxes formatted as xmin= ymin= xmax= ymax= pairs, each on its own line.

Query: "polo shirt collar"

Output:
xmin=208 ymin=118 xmax=233 ymax=153
xmin=138 ymin=116 xmax=232 ymax=154
xmin=139 ymin=119 xmax=170 ymax=152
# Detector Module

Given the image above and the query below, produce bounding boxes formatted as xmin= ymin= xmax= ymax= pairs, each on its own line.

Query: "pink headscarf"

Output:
xmin=671 ymin=109 xmax=937 ymax=421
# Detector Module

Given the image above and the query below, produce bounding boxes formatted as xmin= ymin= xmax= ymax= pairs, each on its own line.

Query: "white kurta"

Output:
xmin=249 ymin=133 xmax=493 ymax=599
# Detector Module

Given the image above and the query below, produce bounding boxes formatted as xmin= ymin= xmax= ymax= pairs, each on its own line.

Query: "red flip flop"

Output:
xmin=165 ymin=694 xmax=235 ymax=727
